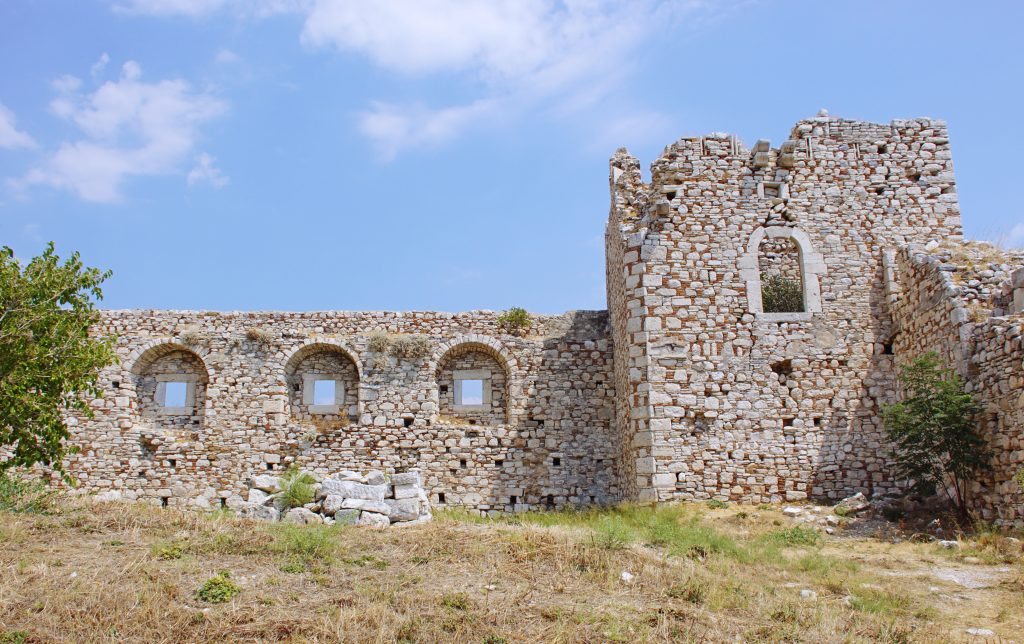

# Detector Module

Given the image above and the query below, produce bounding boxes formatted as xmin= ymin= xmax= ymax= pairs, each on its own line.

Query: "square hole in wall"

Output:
xmin=164 ymin=382 xmax=188 ymax=408
xmin=458 ymin=379 xmax=484 ymax=405
xmin=313 ymin=379 xmax=336 ymax=406
xmin=553 ymin=457 xmax=561 ymax=467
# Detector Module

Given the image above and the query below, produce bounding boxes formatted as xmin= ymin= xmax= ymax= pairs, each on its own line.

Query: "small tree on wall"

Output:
xmin=881 ymin=353 xmax=989 ymax=517
xmin=0 ymin=243 xmax=116 ymax=478
xmin=760 ymin=273 xmax=804 ymax=313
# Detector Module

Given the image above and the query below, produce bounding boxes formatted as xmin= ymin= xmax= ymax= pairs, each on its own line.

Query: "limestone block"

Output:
xmin=284 ymin=507 xmax=323 ymax=525
xmin=341 ymin=498 xmax=392 ymax=514
xmin=320 ymin=479 xmax=386 ymax=501
xmin=385 ymin=498 xmax=421 ymax=522
xmin=250 ymin=475 xmax=280 ymax=493
xmin=393 ymin=484 xmax=419 ymax=500
xmin=391 ymin=471 xmax=421 ymax=487
xmin=357 ymin=511 xmax=391 ymax=528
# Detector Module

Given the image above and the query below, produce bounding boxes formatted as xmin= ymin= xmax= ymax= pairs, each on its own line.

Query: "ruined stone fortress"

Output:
xmin=68 ymin=111 xmax=1024 ymax=526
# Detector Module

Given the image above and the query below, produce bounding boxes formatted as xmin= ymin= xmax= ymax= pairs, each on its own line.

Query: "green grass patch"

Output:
xmin=195 ymin=572 xmax=241 ymax=604
xmin=0 ymin=472 xmax=55 ymax=514
xmin=268 ymin=523 xmax=342 ymax=565
xmin=760 ymin=525 xmax=821 ymax=547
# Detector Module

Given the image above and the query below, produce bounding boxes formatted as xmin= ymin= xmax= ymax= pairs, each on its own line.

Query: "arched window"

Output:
xmin=130 ymin=343 xmax=210 ymax=429
xmin=284 ymin=343 xmax=360 ymax=421
xmin=436 ymin=342 xmax=510 ymax=425
xmin=740 ymin=226 xmax=825 ymax=321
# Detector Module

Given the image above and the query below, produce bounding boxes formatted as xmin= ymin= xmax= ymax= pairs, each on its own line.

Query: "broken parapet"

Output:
xmin=239 ymin=469 xmax=431 ymax=527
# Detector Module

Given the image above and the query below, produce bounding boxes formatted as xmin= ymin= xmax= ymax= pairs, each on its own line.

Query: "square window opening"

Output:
xmin=164 ymin=382 xmax=188 ymax=408
xmin=313 ymin=379 xmax=336 ymax=406
xmin=458 ymin=379 xmax=484 ymax=406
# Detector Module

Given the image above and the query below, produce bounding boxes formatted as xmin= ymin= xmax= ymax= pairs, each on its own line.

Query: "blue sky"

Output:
xmin=1 ymin=0 xmax=1021 ymax=313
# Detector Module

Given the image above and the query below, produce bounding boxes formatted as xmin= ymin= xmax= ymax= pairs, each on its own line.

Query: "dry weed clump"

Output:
xmin=0 ymin=496 xmax=1020 ymax=642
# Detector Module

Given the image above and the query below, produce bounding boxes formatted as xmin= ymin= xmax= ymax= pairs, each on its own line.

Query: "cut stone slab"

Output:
xmin=320 ymin=479 xmax=386 ymax=501
xmin=393 ymin=484 xmax=419 ymax=500
xmin=250 ymin=475 xmax=280 ymax=493
xmin=385 ymin=498 xmax=421 ymax=522
xmin=833 ymin=492 xmax=870 ymax=515
xmin=391 ymin=472 xmax=421 ymax=487
xmin=365 ymin=470 xmax=386 ymax=485
xmin=334 ymin=509 xmax=359 ymax=526
xmin=341 ymin=498 xmax=392 ymax=515
xmin=320 ymin=494 xmax=346 ymax=516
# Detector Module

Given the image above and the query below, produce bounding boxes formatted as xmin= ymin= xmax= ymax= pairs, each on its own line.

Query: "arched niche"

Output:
xmin=128 ymin=342 xmax=210 ymax=428
xmin=283 ymin=342 xmax=361 ymax=421
xmin=434 ymin=339 xmax=512 ymax=426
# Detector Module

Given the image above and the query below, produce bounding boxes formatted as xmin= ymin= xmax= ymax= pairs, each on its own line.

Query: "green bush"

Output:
xmin=278 ymin=466 xmax=317 ymax=510
xmin=1015 ymin=469 xmax=1024 ymax=489
xmin=0 ymin=472 xmax=54 ymax=513
xmin=761 ymin=273 xmax=804 ymax=313
xmin=195 ymin=572 xmax=241 ymax=603
xmin=496 ymin=307 xmax=532 ymax=336
xmin=882 ymin=353 xmax=988 ymax=517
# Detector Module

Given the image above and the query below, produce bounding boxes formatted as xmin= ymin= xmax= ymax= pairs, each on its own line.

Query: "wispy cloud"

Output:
xmin=113 ymin=0 xmax=736 ymax=159
xmin=300 ymin=0 xmax=698 ymax=157
xmin=12 ymin=60 xmax=226 ymax=203
xmin=0 ymin=103 xmax=37 ymax=150
xmin=187 ymin=152 xmax=229 ymax=188
xmin=112 ymin=0 xmax=308 ymax=18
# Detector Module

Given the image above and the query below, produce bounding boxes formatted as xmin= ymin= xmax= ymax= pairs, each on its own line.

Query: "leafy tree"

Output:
xmin=0 ymin=243 xmax=115 ymax=477
xmin=881 ymin=353 xmax=989 ymax=516
xmin=760 ymin=273 xmax=804 ymax=313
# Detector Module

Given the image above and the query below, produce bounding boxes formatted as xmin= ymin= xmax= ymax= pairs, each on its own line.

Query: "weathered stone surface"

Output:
xmin=391 ymin=472 xmax=421 ymax=487
xmin=320 ymin=494 xmax=345 ymax=516
xmin=341 ymin=498 xmax=392 ymax=515
xmin=320 ymin=479 xmax=386 ymax=501
xmin=284 ymin=507 xmax=323 ymax=525
xmin=357 ymin=511 xmax=390 ymax=528
xmin=250 ymin=475 xmax=280 ymax=493
xmin=333 ymin=509 xmax=359 ymax=525
xmin=833 ymin=493 xmax=870 ymax=515
xmin=365 ymin=470 xmax=386 ymax=485
xmin=393 ymin=484 xmax=419 ymax=500
xmin=385 ymin=498 xmax=421 ymax=522
xmin=245 ymin=505 xmax=280 ymax=522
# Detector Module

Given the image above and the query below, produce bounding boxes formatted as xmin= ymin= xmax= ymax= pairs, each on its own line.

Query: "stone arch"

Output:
xmin=282 ymin=341 xmax=361 ymax=420
xmin=127 ymin=341 xmax=211 ymax=428
xmin=739 ymin=226 xmax=826 ymax=320
xmin=433 ymin=335 xmax=515 ymax=425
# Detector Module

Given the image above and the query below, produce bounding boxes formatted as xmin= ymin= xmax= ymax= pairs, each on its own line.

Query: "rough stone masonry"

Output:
xmin=64 ymin=111 xmax=1024 ymax=526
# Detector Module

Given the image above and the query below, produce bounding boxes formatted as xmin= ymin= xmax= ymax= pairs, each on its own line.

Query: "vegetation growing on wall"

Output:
xmin=882 ymin=353 xmax=988 ymax=516
xmin=497 ymin=307 xmax=532 ymax=336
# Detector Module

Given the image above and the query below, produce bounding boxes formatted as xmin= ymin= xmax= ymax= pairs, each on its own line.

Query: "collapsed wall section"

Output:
xmin=67 ymin=310 xmax=620 ymax=513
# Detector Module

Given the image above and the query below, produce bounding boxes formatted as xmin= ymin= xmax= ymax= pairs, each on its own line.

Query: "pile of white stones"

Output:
xmin=239 ymin=469 xmax=431 ymax=528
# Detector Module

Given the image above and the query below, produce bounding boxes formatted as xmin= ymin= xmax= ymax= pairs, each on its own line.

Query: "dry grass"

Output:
xmin=1 ymin=498 xmax=1021 ymax=643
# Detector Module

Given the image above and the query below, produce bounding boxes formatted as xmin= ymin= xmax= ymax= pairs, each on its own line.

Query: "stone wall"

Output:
xmin=65 ymin=310 xmax=620 ymax=514
xmin=605 ymin=112 xmax=963 ymax=505
xmin=61 ymin=110 xmax=1024 ymax=525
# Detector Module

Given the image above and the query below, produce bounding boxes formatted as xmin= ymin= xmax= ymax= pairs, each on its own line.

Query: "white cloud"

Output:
xmin=300 ymin=0 xmax=713 ymax=157
xmin=0 ymin=103 xmax=37 ymax=150
xmin=14 ymin=61 xmax=227 ymax=203
xmin=187 ymin=152 xmax=229 ymax=187
xmin=112 ymin=0 xmax=736 ymax=158
xmin=1008 ymin=223 xmax=1024 ymax=248
xmin=358 ymin=99 xmax=497 ymax=161
xmin=90 ymin=52 xmax=111 ymax=79
xmin=215 ymin=48 xmax=242 ymax=64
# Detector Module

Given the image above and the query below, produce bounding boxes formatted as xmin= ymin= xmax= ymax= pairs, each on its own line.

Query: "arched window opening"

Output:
xmin=133 ymin=345 xmax=209 ymax=429
xmin=740 ymin=226 xmax=825 ymax=320
xmin=285 ymin=345 xmax=359 ymax=421
xmin=759 ymin=236 xmax=805 ymax=313
xmin=436 ymin=343 xmax=509 ymax=425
